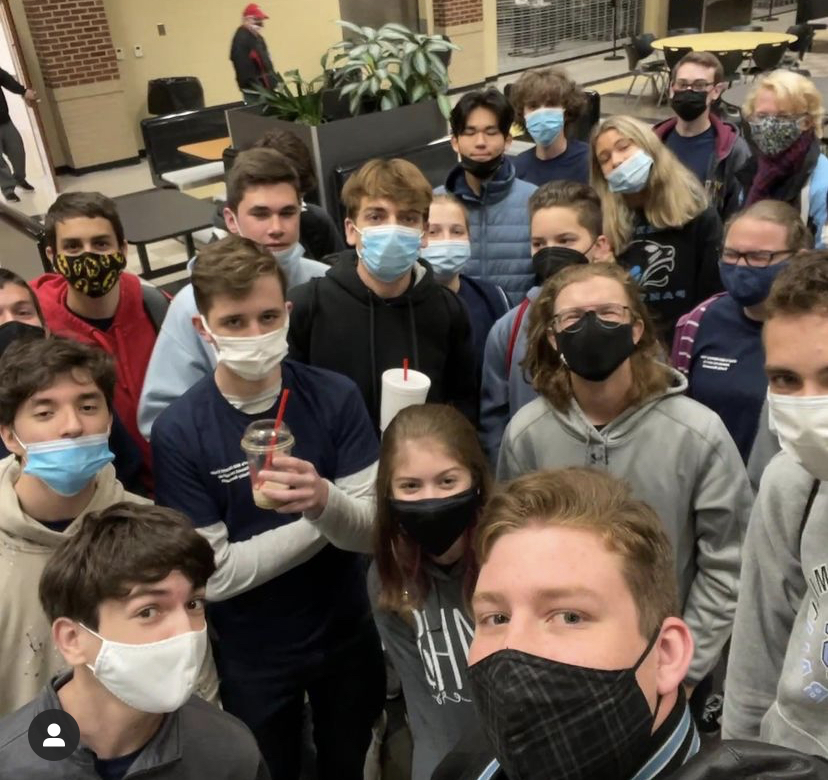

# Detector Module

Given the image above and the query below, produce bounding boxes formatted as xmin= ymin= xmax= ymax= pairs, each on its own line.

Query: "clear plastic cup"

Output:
xmin=240 ymin=420 xmax=295 ymax=510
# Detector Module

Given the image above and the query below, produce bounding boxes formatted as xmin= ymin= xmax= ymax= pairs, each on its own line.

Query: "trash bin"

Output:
xmin=147 ymin=77 xmax=205 ymax=115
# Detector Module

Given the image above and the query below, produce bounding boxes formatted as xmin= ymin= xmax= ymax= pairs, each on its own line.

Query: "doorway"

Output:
xmin=0 ymin=0 xmax=57 ymax=210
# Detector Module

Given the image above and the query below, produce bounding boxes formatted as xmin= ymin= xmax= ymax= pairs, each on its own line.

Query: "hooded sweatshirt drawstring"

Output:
xmin=369 ymin=295 xmax=379 ymax=421
xmin=407 ymin=300 xmax=420 ymax=370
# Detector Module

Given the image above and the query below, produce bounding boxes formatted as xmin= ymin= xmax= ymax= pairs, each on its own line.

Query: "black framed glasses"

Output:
xmin=672 ymin=79 xmax=715 ymax=92
xmin=551 ymin=304 xmax=632 ymax=333
xmin=720 ymin=248 xmax=793 ymax=268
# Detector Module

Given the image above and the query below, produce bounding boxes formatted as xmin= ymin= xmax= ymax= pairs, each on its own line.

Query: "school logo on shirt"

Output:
xmin=209 ymin=461 xmax=250 ymax=484
xmin=800 ymin=563 xmax=828 ymax=704
xmin=698 ymin=355 xmax=737 ymax=373
xmin=625 ymin=240 xmax=686 ymax=303
xmin=413 ymin=607 xmax=475 ymax=706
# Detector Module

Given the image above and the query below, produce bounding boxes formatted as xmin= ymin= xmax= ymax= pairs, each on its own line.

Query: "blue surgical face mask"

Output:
xmin=525 ymin=107 xmax=565 ymax=147
xmin=606 ymin=149 xmax=654 ymax=194
xmin=15 ymin=432 xmax=114 ymax=496
xmin=356 ymin=225 xmax=423 ymax=283
xmin=719 ymin=260 xmax=789 ymax=307
xmin=421 ymin=240 xmax=471 ymax=280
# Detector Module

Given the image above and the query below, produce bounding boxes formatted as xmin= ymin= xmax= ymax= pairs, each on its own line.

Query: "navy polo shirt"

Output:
xmin=687 ymin=294 xmax=765 ymax=462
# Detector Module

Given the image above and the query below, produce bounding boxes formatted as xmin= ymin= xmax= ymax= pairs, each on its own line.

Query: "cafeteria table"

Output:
xmin=651 ymin=30 xmax=796 ymax=53
xmin=177 ymin=136 xmax=231 ymax=162
xmin=113 ymin=188 xmax=217 ymax=280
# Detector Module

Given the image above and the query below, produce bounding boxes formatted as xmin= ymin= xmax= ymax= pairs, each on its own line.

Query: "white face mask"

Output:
xmin=201 ymin=316 xmax=289 ymax=381
xmin=83 ymin=624 xmax=207 ymax=713
xmin=768 ymin=391 xmax=828 ymax=481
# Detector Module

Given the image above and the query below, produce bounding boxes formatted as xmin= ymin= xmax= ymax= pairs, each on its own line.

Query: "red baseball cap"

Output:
xmin=242 ymin=3 xmax=268 ymax=19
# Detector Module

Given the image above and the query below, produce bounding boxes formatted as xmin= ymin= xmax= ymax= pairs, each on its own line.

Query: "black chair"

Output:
xmin=624 ymin=44 xmax=666 ymax=106
xmin=728 ymin=24 xmax=764 ymax=32
xmin=633 ymin=32 xmax=670 ymax=79
xmin=569 ymin=90 xmax=600 ymax=142
xmin=147 ymin=77 xmax=205 ymax=115
xmin=784 ymin=23 xmax=815 ymax=65
xmin=668 ymin=27 xmax=700 ymax=36
xmin=744 ymin=41 xmax=787 ymax=79
xmin=712 ymin=50 xmax=744 ymax=85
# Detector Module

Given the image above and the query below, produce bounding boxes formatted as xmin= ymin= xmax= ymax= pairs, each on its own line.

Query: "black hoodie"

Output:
xmin=287 ymin=251 xmax=478 ymax=429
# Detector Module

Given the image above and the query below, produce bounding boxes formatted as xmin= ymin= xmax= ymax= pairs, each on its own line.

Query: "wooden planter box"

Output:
xmin=226 ymin=100 xmax=449 ymax=223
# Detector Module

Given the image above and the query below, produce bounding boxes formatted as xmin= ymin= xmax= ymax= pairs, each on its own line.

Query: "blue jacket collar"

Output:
xmin=445 ymin=156 xmax=518 ymax=206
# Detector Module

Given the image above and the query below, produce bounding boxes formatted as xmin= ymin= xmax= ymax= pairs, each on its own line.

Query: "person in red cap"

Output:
xmin=230 ymin=4 xmax=280 ymax=101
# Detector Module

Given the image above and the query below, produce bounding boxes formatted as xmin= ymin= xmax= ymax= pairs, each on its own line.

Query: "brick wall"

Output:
xmin=22 ymin=0 xmax=119 ymax=89
xmin=434 ymin=0 xmax=484 ymax=28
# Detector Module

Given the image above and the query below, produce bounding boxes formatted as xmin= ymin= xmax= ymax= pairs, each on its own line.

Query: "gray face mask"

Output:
xmin=749 ymin=115 xmax=805 ymax=157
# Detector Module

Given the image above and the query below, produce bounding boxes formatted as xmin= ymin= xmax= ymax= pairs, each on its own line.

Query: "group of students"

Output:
xmin=2 ymin=50 xmax=828 ymax=780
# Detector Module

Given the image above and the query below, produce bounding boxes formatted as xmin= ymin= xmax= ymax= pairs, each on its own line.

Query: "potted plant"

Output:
xmin=226 ymin=22 xmax=458 ymax=220
xmin=330 ymin=22 xmax=458 ymax=117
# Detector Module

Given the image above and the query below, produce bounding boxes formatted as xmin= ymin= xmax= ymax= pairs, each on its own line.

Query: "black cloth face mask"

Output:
xmin=669 ymin=90 xmax=709 ymax=122
xmin=460 ymin=154 xmax=504 ymax=181
xmin=468 ymin=632 xmax=660 ymax=780
xmin=0 ymin=320 xmax=45 ymax=359
xmin=388 ymin=487 xmax=480 ymax=557
xmin=531 ymin=246 xmax=589 ymax=285
xmin=555 ymin=311 xmax=636 ymax=382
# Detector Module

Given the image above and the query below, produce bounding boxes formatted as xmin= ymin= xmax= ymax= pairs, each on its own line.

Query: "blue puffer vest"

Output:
xmin=437 ymin=157 xmax=537 ymax=305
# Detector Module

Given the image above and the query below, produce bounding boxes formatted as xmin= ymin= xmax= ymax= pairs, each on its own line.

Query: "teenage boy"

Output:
xmin=288 ymin=157 xmax=478 ymax=429
xmin=438 ymin=88 xmax=538 ymax=305
xmin=435 ymin=467 xmax=828 ymax=780
xmin=0 ymin=502 xmax=270 ymax=779
xmin=0 ymin=270 xmax=144 ymax=493
xmin=510 ymin=66 xmax=590 ymax=187
xmin=653 ymin=52 xmax=752 ymax=220
xmin=723 ymin=252 xmax=828 ymax=757
xmin=138 ymin=147 xmax=328 ymax=439
xmin=479 ymin=181 xmax=612 ymax=462
xmin=151 ymin=236 xmax=384 ymax=780
xmin=31 ymin=192 xmax=168 ymax=485
xmin=0 ymin=337 xmax=150 ymax=716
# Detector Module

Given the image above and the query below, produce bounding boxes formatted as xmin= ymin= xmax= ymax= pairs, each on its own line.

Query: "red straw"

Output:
xmin=262 ymin=388 xmax=290 ymax=473
xmin=403 ymin=358 xmax=409 ymax=381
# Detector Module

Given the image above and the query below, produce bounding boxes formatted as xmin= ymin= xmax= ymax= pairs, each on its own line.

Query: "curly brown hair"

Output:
xmin=522 ymin=263 xmax=671 ymax=410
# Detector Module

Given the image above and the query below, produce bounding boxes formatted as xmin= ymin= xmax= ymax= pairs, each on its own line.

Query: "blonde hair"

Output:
xmin=476 ymin=468 xmax=679 ymax=637
xmin=590 ymin=115 xmax=709 ymax=253
xmin=743 ymin=69 xmax=824 ymax=135
xmin=523 ymin=262 xmax=671 ymax=410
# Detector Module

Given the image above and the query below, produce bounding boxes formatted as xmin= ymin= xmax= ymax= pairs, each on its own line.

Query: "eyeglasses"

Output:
xmin=551 ymin=304 xmax=632 ymax=333
xmin=672 ymin=79 xmax=715 ymax=92
xmin=720 ymin=248 xmax=793 ymax=267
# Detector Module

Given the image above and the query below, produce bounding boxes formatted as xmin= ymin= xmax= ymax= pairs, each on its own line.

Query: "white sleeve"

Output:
xmin=310 ymin=461 xmax=377 ymax=554
xmin=198 ymin=518 xmax=327 ymax=602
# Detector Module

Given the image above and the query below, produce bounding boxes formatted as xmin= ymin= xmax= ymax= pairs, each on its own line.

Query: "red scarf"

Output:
xmin=746 ymin=130 xmax=815 ymax=206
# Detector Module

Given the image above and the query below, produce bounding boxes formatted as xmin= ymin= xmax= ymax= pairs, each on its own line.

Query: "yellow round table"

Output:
xmin=651 ymin=30 xmax=796 ymax=53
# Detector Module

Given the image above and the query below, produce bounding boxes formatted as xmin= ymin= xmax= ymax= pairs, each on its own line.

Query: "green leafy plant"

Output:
xmin=251 ymin=69 xmax=326 ymax=125
xmin=330 ymin=21 xmax=459 ymax=117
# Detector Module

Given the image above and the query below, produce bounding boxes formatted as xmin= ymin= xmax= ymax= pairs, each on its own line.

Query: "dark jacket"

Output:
xmin=230 ymin=26 xmax=277 ymax=91
xmin=0 ymin=673 xmax=271 ymax=779
xmin=653 ymin=113 xmax=753 ymax=220
xmin=0 ymin=67 xmax=25 ymax=126
xmin=287 ymin=251 xmax=478 ymax=429
xmin=434 ymin=739 xmax=828 ymax=779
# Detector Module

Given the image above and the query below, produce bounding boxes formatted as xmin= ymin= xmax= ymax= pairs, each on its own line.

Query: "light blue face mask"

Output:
xmin=605 ymin=149 xmax=654 ymax=194
xmin=357 ymin=225 xmax=423 ymax=283
xmin=525 ymin=107 xmax=565 ymax=147
xmin=421 ymin=240 xmax=471 ymax=280
xmin=16 ymin=432 xmax=114 ymax=496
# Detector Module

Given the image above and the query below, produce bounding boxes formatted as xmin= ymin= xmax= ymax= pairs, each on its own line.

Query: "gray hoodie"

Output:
xmin=497 ymin=368 xmax=752 ymax=683
xmin=722 ymin=451 xmax=828 ymax=756
xmin=368 ymin=560 xmax=484 ymax=780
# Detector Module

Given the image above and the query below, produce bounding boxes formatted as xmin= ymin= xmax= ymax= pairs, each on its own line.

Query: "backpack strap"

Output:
xmin=505 ymin=297 xmax=531 ymax=375
xmin=800 ymin=478 xmax=820 ymax=547
xmin=141 ymin=282 xmax=171 ymax=333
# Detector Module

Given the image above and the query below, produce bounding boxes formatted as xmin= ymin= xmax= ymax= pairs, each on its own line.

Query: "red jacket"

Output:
xmin=31 ymin=272 xmax=156 ymax=478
